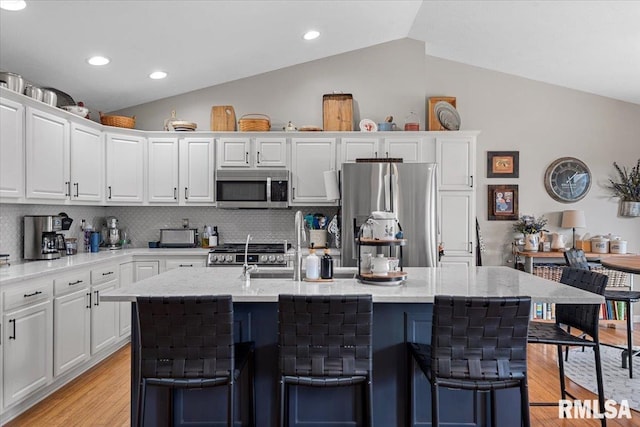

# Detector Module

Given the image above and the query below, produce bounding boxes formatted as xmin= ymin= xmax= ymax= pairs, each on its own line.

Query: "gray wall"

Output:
xmin=113 ymin=38 xmax=639 ymax=266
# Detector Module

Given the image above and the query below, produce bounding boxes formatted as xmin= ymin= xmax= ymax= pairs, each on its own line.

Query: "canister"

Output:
xmin=610 ymin=240 xmax=627 ymax=254
xmin=591 ymin=237 xmax=610 ymax=254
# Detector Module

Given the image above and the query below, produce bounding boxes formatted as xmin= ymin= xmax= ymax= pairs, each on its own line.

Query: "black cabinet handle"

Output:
xmin=178 ymin=264 xmax=193 ymax=267
xmin=87 ymin=292 xmax=92 ymax=308
xmin=173 ymin=187 xmax=177 ymax=200
xmin=9 ymin=319 xmax=16 ymax=340
xmin=385 ymin=151 xmax=389 ymax=158
xmin=108 ymin=186 xmax=112 ymax=199
xmin=257 ymin=151 xmax=261 ymax=164
xmin=470 ymin=175 xmax=474 ymax=188
xmin=469 ymin=242 xmax=473 ymax=254
xmin=102 ymin=271 xmax=114 ymax=276
xmin=74 ymin=182 xmax=79 ymax=197
xmin=292 ymin=187 xmax=295 ymax=200
xmin=94 ymin=290 xmax=99 ymax=306
xmin=24 ymin=290 xmax=42 ymax=298
xmin=184 ymin=187 xmax=189 ymax=200
xmin=374 ymin=151 xmax=378 ymax=158
xmin=69 ymin=280 xmax=83 ymax=286
xmin=245 ymin=152 xmax=249 ymax=164
xmin=65 ymin=181 xmax=70 ymax=197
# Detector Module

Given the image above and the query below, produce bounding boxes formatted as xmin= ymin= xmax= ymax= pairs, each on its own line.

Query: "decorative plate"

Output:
xmin=359 ymin=119 xmax=377 ymax=132
xmin=433 ymin=101 xmax=461 ymax=130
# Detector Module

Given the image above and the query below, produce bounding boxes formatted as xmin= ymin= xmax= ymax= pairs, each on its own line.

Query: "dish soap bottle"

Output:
xmin=209 ymin=226 xmax=219 ymax=247
xmin=321 ymin=249 xmax=333 ymax=279
xmin=305 ymin=248 xmax=320 ymax=280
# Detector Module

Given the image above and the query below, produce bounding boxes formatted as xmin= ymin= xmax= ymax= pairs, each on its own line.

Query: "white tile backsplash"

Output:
xmin=0 ymin=203 xmax=338 ymax=263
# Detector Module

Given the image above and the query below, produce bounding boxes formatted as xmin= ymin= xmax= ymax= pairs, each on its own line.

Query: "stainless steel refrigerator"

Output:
xmin=341 ymin=162 xmax=438 ymax=267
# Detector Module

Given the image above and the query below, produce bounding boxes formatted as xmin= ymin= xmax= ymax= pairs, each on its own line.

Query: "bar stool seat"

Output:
xmin=136 ymin=295 xmax=255 ymax=427
xmin=277 ymin=294 xmax=373 ymax=427
xmin=408 ymin=295 xmax=532 ymax=427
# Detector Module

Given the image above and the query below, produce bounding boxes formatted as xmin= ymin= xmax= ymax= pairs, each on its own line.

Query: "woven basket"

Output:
xmin=99 ymin=112 xmax=136 ymax=129
xmin=238 ymin=114 xmax=270 ymax=132
xmin=533 ymin=265 xmax=564 ymax=282
xmin=591 ymin=266 xmax=628 ymax=287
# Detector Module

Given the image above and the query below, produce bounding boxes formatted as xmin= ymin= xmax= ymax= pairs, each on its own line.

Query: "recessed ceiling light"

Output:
xmin=303 ymin=30 xmax=320 ymax=41
xmin=87 ymin=56 xmax=110 ymax=66
xmin=0 ymin=0 xmax=26 ymax=11
xmin=149 ymin=71 xmax=167 ymax=80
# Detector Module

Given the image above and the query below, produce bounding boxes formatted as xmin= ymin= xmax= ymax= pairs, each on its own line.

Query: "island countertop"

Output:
xmin=100 ymin=266 xmax=604 ymax=304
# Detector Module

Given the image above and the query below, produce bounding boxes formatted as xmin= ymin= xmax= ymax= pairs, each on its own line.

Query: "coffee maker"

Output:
xmin=24 ymin=215 xmax=65 ymax=260
xmin=102 ymin=216 xmax=122 ymax=250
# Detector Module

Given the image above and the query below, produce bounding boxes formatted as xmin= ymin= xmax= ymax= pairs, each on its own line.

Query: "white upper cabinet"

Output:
xmin=69 ymin=123 xmax=103 ymax=202
xmin=340 ymin=137 xmax=379 ymax=163
xmin=340 ymin=136 xmax=423 ymax=164
xmin=106 ymin=133 xmax=145 ymax=203
xmin=147 ymin=137 xmax=179 ymax=203
xmin=436 ymin=136 xmax=475 ymax=190
xmin=218 ymin=137 xmax=287 ymax=168
xmin=0 ymin=97 xmax=24 ymax=199
xmin=291 ymin=137 xmax=336 ymax=204
xmin=25 ymin=107 xmax=70 ymax=200
xmin=384 ymin=137 xmax=422 ymax=162
xmin=179 ymin=137 xmax=215 ymax=203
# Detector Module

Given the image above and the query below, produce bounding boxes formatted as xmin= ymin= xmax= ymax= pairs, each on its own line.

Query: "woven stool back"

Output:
xmin=278 ymin=294 xmax=372 ymax=377
xmin=431 ymin=295 xmax=531 ymax=381
xmin=555 ymin=268 xmax=608 ymax=339
xmin=563 ymin=249 xmax=590 ymax=270
xmin=137 ymin=296 xmax=234 ymax=379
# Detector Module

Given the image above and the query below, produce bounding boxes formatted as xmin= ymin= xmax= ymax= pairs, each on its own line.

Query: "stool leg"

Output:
xmin=407 ymin=352 xmax=414 ymax=427
xmin=520 ymin=379 xmax=531 ymax=427
xmin=490 ymin=390 xmax=497 ymax=427
xmin=249 ymin=351 xmax=256 ymax=427
xmin=228 ymin=382 xmax=234 ymax=427
xmin=593 ymin=346 xmax=606 ymax=427
xmin=279 ymin=379 xmax=286 ymax=427
xmin=557 ymin=345 xmax=567 ymax=400
xmin=138 ymin=379 xmax=147 ymax=427
xmin=431 ymin=381 xmax=439 ymax=427
xmin=626 ymin=301 xmax=633 ymax=379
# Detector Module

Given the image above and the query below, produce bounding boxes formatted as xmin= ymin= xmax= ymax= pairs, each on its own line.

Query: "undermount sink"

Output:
xmin=249 ymin=269 xmax=357 ymax=280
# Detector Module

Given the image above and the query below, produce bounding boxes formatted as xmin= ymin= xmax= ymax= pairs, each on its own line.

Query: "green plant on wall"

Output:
xmin=608 ymin=159 xmax=640 ymax=202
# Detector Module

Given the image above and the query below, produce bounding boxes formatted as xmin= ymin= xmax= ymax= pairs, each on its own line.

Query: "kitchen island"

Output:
xmin=101 ymin=266 xmax=604 ymax=427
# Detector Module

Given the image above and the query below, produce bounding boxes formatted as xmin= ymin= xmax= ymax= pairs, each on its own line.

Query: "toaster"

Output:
xmin=159 ymin=229 xmax=197 ymax=248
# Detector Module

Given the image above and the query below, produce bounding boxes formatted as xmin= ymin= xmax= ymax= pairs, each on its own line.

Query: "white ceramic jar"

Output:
xmin=370 ymin=211 xmax=397 ymax=240
xmin=610 ymin=240 xmax=627 ymax=254
xmin=371 ymin=254 xmax=390 ymax=276
xmin=591 ymin=237 xmax=610 ymax=254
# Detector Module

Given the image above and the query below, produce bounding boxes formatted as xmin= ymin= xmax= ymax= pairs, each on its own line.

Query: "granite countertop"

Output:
xmin=100 ymin=266 xmax=604 ymax=304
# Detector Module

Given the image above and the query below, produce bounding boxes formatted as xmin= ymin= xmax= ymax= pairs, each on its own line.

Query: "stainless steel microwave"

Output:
xmin=215 ymin=169 xmax=289 ymax=208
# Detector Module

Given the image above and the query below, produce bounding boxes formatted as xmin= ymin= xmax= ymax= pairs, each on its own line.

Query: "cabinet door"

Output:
xmin=118 ymin=262 xmax=135 ymax=337
xmin=135 ymin=261 xmax=160 ymax=280
xmin=180 ymin=137 xmax=214 ymax=203
xmin=90 ymin=280 xmax=118 ymax=354
xmin=106 ymin=133 xmax=145 ymax=203
xmin=0 ymin=97 xmax=24 ymax=199
xmin=53 ymin=288 xmax=90 ymax=377
xmin=291 ymin=138 xmax=336 ymax=204
xmin=437 ymin=137 xmax=474 ymax=190
xmin=3 ymin=300 xmax=53 ymax=408
xmin=217 ymin=137 xmax=250 ymax=167
xmin=439 ymin=191 xmax=474 ymax=260
xmin=148 ymin=137 xmax=179 ymax=203
xmin=384 ymin=138 xmax=422 ymax=163
xmin=25 ymin=107 xmax=70 ymax=200
xmin=340 ymin=137 xmax=379 ymax=163
xmin=70 ymin=123 xmax=103 ymax=202
xmin=255 ymin=138 xmax=287 ymax=168
xmin=165 ymin=257 xmax=207 ymax=271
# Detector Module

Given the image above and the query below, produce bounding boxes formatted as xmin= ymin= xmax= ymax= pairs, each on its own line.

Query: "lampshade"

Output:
xmin=323 ymin=170 xmax=340 ymax=201
xmin=561 ymin=210 xmax=586 ymax=228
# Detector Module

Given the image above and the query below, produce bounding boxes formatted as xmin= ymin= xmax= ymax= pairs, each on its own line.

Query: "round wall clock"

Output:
xmin=544 ymin=157 xmax=592 ymax=203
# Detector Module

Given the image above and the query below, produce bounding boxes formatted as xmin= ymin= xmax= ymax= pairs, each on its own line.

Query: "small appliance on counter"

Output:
xmin=102 ymin=216 xmax=123 ymax=250
xmin=159 ymin=228 xmax=198 ymax=248
xmin=24 ymin=215 xmax=65 ymax=260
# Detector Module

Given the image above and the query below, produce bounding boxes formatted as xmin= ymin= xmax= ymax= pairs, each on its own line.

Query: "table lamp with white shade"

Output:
xmin=561 ymin=210 xmax=586 ymax=249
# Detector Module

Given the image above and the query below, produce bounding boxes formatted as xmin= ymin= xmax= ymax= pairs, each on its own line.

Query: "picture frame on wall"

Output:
xmin=487 ymin=151 xmax=519 ymax=178
xmin=488 ymin=184 xmax=519 ymax=220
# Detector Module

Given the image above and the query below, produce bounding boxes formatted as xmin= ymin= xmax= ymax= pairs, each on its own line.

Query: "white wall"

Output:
xmin=113 ymin=38 xmax=640 ymax=266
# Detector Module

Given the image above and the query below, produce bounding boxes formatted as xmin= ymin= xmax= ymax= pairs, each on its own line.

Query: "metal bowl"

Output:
xmin=0 ymin=71 xmax=25 ymax=94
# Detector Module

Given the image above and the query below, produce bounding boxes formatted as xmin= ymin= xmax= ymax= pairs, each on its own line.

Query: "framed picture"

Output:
xmin=487 ymin=151 xmax=519 ymax=178
xmin=488 ymin=185 xmax=519 ymax=220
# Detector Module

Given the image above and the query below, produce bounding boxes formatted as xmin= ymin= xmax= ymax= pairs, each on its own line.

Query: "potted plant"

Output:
xmin=513 ymin=215 xmax=548 ymax=252
xmin=607 ymin=159 xmax=640 ymax=217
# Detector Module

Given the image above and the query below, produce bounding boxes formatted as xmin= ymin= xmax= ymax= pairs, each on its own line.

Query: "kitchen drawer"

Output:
xmin=3 ymin=280 xmax=53 ymax=312
xmin=91 ymin=264 xmax=119 ymax=285
xmin=165 ymin=258 xmax=206 ymax=270
xmin=54 ymin=270 xmax=90 ymax=295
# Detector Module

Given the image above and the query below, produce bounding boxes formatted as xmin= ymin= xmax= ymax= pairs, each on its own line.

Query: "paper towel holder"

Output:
xmin=323 ymin=170 xmax=341 ymax=201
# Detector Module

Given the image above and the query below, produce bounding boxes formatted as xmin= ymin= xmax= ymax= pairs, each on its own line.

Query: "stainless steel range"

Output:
xmin=207 ymin=243 xmax=290 ymax=267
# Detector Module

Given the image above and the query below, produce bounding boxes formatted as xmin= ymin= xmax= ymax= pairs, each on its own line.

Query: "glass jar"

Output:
xmin=65 ymin=238 xmax=78 ymax=255
xmin=404 ymin=111 xmax=420 ymax=131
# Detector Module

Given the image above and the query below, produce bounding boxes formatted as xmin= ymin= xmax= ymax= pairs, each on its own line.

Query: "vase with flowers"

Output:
xmin=513 ymin=215 xmax=548 ymax=252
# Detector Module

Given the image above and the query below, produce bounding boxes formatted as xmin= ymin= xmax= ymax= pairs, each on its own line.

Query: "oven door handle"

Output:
xmin=266 ymin=177 xmax=271 ymax=202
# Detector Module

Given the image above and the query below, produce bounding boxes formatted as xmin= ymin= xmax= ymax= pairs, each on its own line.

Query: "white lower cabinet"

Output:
xmin=2 ymin=280 xmax=53 ymax=410
xmin=135 ymin=261 xmax=160 ymax=280
xmin=119 ymin=260 xmax=160 ymax=336
xmin=53 ymin=270 xmax=91 ymax=377
xmin=90 ymin=265 xmax=119 ymax=355
xmin=164 ymin=257 xmax=206 ymax=271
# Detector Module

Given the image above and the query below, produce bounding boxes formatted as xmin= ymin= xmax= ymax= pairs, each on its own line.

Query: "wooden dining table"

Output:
xmin=601 ymin=255 xmax=640 ymax=274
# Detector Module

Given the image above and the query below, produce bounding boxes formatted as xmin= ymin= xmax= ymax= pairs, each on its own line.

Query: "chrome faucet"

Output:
xmin=242 ymin=234 xmax=257 ymax=280
xmin=293 ymin=211 xmax=306 ymax=280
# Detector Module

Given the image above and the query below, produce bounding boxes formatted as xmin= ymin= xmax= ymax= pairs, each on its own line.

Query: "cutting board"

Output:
xmin=427 ymin=97 xmax=456 ymax=131
xmin=323 ymin=93 xmax=353 ymax=131
xmin=210 ymin=105 xmax=236 ymax=131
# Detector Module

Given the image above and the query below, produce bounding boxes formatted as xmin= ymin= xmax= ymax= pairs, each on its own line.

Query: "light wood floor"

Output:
xmin=5 ymin=322 xmax=639 ymax=426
